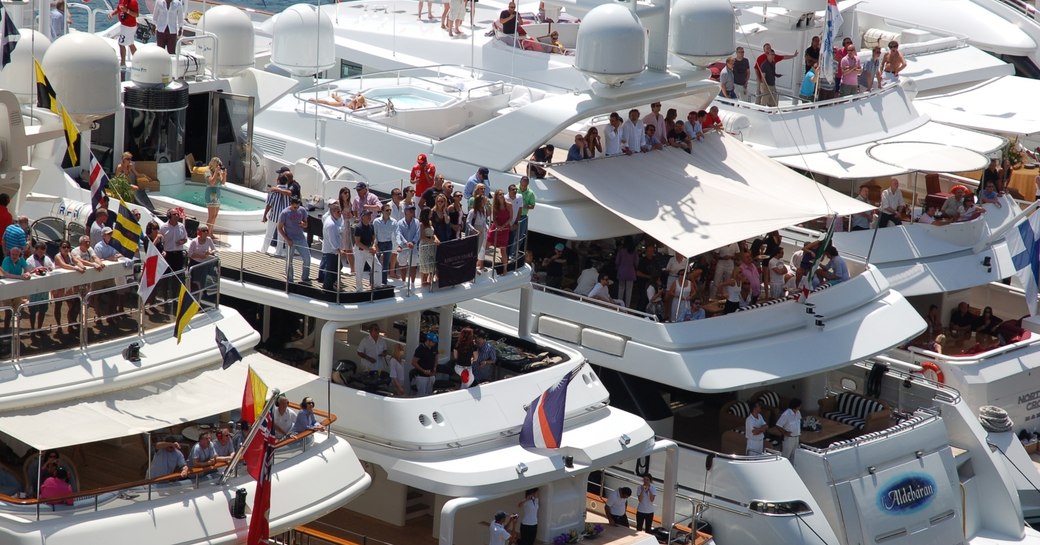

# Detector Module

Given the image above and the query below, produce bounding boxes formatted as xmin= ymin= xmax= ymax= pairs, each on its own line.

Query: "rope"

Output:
xmin=978 ymin=405 xmax=1014 ymax=433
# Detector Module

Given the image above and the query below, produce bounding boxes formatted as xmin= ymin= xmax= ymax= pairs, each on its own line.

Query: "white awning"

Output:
xmin=547 ymin=133 xmax=872 ymax=258
xmin=0 ymin=353 xmax=316 ymax=450
xmin=775 ymin=121 xmax=1003 ymax=179
xmin=915 ymin=76 xmax=1040 ymax=137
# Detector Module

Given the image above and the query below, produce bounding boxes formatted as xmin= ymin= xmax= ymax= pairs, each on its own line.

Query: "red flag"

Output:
xmin=137 ymin=241 xmax=169 ymax=304
xmin=247 ymin=411 xmax=276 ymax=545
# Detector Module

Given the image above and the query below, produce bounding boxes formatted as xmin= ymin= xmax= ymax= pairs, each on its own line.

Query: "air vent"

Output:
xmin=418 ymin=414 xmax=430 ymax=427
xmin=252 ymin=133 xmax=287 ymax=157
xmin=432 ymin=411 xmax=444 ymax=424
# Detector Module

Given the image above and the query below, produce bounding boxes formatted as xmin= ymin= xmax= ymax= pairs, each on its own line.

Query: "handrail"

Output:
xmin=907 ymin=336 xmax=1037 ymax=365
xmin=0 ymin=405 xmax=336 ymax=515
xmin=532 ymin=283 xmax=661 ymax=322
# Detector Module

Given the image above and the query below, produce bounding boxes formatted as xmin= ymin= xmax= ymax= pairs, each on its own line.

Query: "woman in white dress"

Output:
xmin=467 ymin=194 xmax=489 ymax=270
xmin=447 ymin=0 xmax=465 ymax=36
xmin=668 ymin=270 xmax=695 ymax=322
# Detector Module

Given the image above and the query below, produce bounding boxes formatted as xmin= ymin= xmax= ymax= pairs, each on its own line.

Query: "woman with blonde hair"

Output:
xmin=468 ymin=193 xmax=488 ymax=270
xmin=205 ymin=157 xmax=226 ymax=239
xmin=418 ymin=207 xmax=440 ymax=287
xmin=336 ymin=186 xmax=356 ymax=274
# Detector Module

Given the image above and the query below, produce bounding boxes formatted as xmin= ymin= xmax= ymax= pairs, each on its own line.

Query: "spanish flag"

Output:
xmin=33 ymin=59 xmax=79 ymax=166
xmin=173 ymin=283 xmax=200 ymax=343
xmin=241 ymin=366 xmax=269 ymax=425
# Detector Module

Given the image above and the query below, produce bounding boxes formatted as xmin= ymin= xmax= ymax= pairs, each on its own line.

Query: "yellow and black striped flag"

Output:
xmin=33 ymin=59 xmax=79 ymax=165
xmin=111 ymin=199 xmax=142 ymax=258
xmin=174 ymin=283 xmax=201 ymax=344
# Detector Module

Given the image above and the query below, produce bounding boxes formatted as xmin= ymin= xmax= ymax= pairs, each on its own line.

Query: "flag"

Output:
xmin=820 ymin=0 xmax=844 ymax=85
xmin=519 ymin=365 xmax=582 ymax=449
xmin=1 ymin=8 xmax=19 ymax=68
xmin=1009 ymin=210 xmax=1040 ymax=315
xmin=245 ymin=410 xmax=276 ymax=545
xmin=88 ymin=153 xmax=109 ymax=210
xmin=110 ymin=199 xmax=142 ymax=258
xmin=174 ymin=283 xmax=200 ymax=343
xmin=216 ymin=326 xmax=242 ymax=370
xmin=799 ymin=215 xmax=836 ymax=303
xmin=34 ymin=59 xmax=79 ymax=165
xmin=137 ymin=240 xmax=169 ymax=304
xmin=459 ymin=366 xmax=474 ymax=388
xmin=241 ymin=366 xmax=269 ymax=425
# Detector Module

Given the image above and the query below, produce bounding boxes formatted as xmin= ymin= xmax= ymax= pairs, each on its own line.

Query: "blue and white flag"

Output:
xmin=0 ymin=8 xmax=18 ymax=69
xmin=821 ymin=0 xmax=844 ymax=84
xmin=519 ymin=365 xmax=582 ymax=449
xmin=216 ymin=327 xmax=243 ymax=370
xmin=1009 ymin=210 xmax=1040 ymax=316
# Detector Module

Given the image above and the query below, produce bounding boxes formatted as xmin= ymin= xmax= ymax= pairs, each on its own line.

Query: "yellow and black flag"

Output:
xmin=111 ymin=199 xmax=142 ymax=258
xmin=33 ymin=59 xmax=79 ymax=166
xmin=174 ymin=283 xmax=201 ymax=344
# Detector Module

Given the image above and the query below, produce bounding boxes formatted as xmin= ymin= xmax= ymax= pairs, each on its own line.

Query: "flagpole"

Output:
xmin=219 ymin=388 xmax=280 ymax=484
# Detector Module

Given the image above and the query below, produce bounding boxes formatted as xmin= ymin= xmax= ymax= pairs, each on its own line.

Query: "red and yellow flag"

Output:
xmin=241 ymin=366 xmax=268 ymax=425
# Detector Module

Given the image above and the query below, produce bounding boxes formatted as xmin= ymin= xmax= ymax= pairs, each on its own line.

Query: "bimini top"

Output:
xmin=0 ymin=352 xmax=315 ymax=450
xmin=548 ymin=133 xmax=872 ymax=258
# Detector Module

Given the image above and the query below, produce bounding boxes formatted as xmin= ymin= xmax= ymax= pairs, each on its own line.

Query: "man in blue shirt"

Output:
xmin=396 ymin=206 xmax=421 ymax=286
xmin=464 ymin=167 xmax=490 ymax=200
xmin=372 ymin=204 xmax=399 ymax=285
xmin=474 ymin=330 xmax=497 ymax=383
xmin=278 ymin=197 xmax=312 ymax=283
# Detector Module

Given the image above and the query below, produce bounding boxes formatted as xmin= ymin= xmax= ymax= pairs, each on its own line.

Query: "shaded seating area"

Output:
xmin=819 ymin=392 xmax=890 ymax=433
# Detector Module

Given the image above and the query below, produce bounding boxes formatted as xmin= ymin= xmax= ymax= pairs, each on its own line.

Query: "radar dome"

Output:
xmin=42 ymin=33 xmax=120 ymax=122
xmin=669 ymin=0 xmax=735 ymax=67
xmin=0 ymin=29 xmax=50 ymax=104
xmin=129 ymin=44 xmax=174 ymax=87
xmin=271 ymin=4 xmax=335 ymax=76
xmin=574 ymin=4 xmax=646 ymax=86
xmin=198 ymin=5 xmax=255 ymax=76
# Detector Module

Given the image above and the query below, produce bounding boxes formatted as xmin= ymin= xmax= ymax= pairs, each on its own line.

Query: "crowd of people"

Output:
xmin=562 ymin=103 xmax=724 ymax=161
xmin=0 ymin=189 xmax=218 ymax=339
xmin=537 ymin=233 xmax=850 ymax=323
xmin=264 ymin=160 xmax=536 ymax=291
xmin=718 ymin=37 xmax=907 ymax=106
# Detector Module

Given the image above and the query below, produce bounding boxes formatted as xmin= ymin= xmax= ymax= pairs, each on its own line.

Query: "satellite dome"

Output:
xmin=669 ymin=0 xmax=735 ymax=67
xmin=129 ymin=44 xmax=174 ymax=87
xmin=271 ymin=4 xmax=335 ymax=76
xmin=0 ymin=29 xmax=50 ymax=104
xmin=42 ymin=33 xmax=120 ymax=122
xmin=198 ymin=5 xmax=255 ymax=76
xmin=574 ymin=4 xmax=646 ymax=86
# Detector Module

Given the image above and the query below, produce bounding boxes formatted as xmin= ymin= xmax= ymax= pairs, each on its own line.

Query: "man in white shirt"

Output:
xmin=319 ymin=202 xmax=345 ymax=291
xmin=878 ymin=178 xmax=904 ymax=227
xmin=573 ymin=263 xmax=599 ymax=296
xmin=508 ymin=184 xmax=525 ymax=261
xmin=603 ymin=112 xmax=623 ymax=156
xmin=712 ymin=243 xmax=740 ymax=295
xmin=357 ymin=323 xmax=388 ymax=373
xmin=589 ymin=274 xmax=625 ymax=306
xmin=153 ymin=0 xmax=183 ymax=54
xmin=604 ymin=487 xmax=632 ymax=527
xmin=490 ymin=511 xmax=518 ymax=545
xmin=745 ymin=402 xmax=767 ymax=455
xmin=768 ymin=248 xmax=787 ymax=299
xmin=620 ymin=108 xmax=645 ymax=154
xmin=775 ymin=398 xmax=802 ymax=460
xmin=642 ymin=102 xmax=666 ymax=137
xmin=272 ymin=394 xmax=297 ymax=440
xmin=635 ymin=475 xmax=657 ymax=534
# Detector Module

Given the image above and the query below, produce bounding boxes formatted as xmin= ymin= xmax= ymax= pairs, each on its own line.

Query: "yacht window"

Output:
xmin=840 ymin=378 xmax=856 ymax=391
xmin=340 ymin=60 xmax=363 ymax=78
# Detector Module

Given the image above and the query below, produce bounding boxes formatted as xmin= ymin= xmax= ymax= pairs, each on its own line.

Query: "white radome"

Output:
xmin=271 ymin=4 xmax=336 ymax=75
xmin=574 ymin=3 xmax=647 ymax=86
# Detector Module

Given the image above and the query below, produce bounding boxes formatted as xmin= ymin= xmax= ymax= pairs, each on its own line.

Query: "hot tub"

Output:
xmin=362 ymin=86 xmax=458 ymax=109
xmin=150 ymin=183 xmax=268 ymax=235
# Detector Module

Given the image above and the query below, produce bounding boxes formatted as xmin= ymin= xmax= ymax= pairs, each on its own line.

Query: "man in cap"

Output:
xmin=940 ymin=186 xmax=970 ymax=222
xmin=465 ymin=167 xmax=490 ymax=200
xmin=490 ymin=511 xmax=518 ymax=545
xmin=411 ymin=332 xmax=439 ymax=396
xmin=278 ymin=197 xmax=312 ymax=283
xmin=353 ymin=209 xmax=383 ymax=290
xmin=353 ymin=181 xmax=382 ymax=220
xmin=276 ymin=166 xmax=301 ymax=199
xmin=411 ymin=153 xmax=437 ymax=197
xmin=319 ymin=201 xmax=345 ymax=291
xmin=396 ymin=205 xmax=421 ymax=286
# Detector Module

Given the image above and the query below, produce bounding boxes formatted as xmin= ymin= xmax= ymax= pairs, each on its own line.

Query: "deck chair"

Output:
xmin=925 ymin=173 xmax=951 ymax=211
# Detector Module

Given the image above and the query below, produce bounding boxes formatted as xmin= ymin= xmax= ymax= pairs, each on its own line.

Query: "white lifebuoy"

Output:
xmin=919 ymin=361 xmax=944 ymax=384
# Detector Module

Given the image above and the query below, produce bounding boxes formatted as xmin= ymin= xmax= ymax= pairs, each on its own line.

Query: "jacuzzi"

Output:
xmin=361 ymin=86 xmax=459 ymax=109
xmin=150 ymin=182 xmax=268 ymax=235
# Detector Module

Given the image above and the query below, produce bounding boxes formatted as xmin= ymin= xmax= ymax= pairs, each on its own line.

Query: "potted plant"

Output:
xmin=1003 ymin=136 xmax=1025 ymax=169
xmin=106 ymin=172 xmax=137 ymax=203
xmin=582 ymin=523 xmax=605 ymax=538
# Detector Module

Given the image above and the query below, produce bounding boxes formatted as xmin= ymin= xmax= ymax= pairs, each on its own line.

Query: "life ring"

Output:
xmin=919 ymin=361 xmax=944 ymax=384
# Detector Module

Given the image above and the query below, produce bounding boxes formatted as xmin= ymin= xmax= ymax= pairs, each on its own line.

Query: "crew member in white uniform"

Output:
xmin=775 ymin=398 xmax=802 ymax=460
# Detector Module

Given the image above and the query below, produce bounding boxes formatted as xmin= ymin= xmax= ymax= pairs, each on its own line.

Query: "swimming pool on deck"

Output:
xmin=361 ymin=86 xmax=458 ymax=109
xmin=150 ymin=183 xmax=268 ymax=235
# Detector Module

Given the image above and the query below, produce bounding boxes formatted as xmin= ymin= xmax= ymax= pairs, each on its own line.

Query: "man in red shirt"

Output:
xmin=0 ymin=193 xmax=11 ymax=253
xmin=754 ymin=43 xmax=789 ymax=105
xmin=703 ymin=106 xmax=723 ymax=131
xmin=410 ymin=153 xmax=436 ymax=197
xmin=109 ymin=0 xmax=139 ymax=66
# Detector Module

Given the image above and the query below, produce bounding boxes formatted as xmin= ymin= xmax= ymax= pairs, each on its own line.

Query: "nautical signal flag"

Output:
xmin=173 ymin=283 xmax=200 ymax=344
xmin=137 ymin=241 xmax=169 ymax=304
xmin=110 ymin=199 xmax=142 ymax=259
xmin=241 ymin=366 xmax=269 ymax=425
xmin=519 ymin=364 xmax=582 ymax=449
xmin=1 ymin=8 xmax=19 ymax=68
xmin=33 ymin=59 xmax=79 ymax=166
xmin=1009 ymin=208 xmax=1040 ymax=316
xmin=88 ymin=153 xmax=109 ymax=210
xmin=216 ymin=326 xmax=242 ymax=370
xmin=245 ymin=410 xmax=276 ymax=545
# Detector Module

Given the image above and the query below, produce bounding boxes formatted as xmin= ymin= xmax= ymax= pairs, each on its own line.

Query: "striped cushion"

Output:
xmin=824 ymin=411 xmax=866 ymax=430
xmin=727 ymin=401 xmax=750 ymax=418
xmin=758 ymin=391 xmax=781 ymax=408
xmin=836 ymin=392 xmax=884 ymax=417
